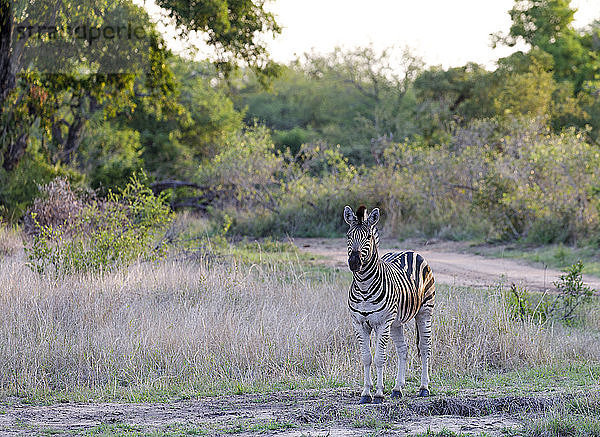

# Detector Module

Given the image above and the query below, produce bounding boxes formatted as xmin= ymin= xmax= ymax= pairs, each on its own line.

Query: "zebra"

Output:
xmin=343 ymin=205 xmax=435 ymax=404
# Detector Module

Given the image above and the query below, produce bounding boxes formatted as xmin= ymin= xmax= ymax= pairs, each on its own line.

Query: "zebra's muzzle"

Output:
xmin=348 ymin=251 xmax=361 ymax=272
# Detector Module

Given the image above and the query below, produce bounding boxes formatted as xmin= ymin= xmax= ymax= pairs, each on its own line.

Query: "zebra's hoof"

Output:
xmin=391 ymin=390 xmax=403 ymax=399
xmin=418 ymin=388 xmax=430 ymax=397
xmin=372 ymin=396 xmax=384 ymax=404
xmin=359 ymin=395 xmax=372 ymax=404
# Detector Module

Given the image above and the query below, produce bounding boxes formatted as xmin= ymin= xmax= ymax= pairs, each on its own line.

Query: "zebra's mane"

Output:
xmin=356 ymin=205 xmax=367 ymax=224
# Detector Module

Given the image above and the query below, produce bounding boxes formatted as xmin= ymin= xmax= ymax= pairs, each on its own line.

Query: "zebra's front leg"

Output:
xmin=372 ymin=322 xmax=392 ymax=403
xmin=353 ymin=320 xmax=373 ymax=404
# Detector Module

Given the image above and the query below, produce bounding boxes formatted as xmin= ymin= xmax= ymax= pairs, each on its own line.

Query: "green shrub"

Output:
xmin=25 ymin=175 xmax=174 ymax=276
xmin=505 ymin=262 xmax=596 ymax=327
xmin=0 ymin=148 xmax=84 ymax=223
xmin=195 ymin=118 xmax=600 ymax=242
xmin=525 ymin=216 xmax=572 ymax=245
xmin=505 ymin=283 xmax=549 ymax=324
xmin=548 ymin=261 xmax=595 ymax=325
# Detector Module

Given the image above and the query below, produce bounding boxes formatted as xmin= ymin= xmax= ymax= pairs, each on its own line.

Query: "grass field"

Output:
xmin=1 ymin=225 xmax=599 ymax=435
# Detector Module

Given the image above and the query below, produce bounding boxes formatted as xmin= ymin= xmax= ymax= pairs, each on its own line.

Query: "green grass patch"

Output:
xmin=432 ymin=362 xmax=600 ymax=396
xmin=82 ymin=423 xmax=211 ymax=436
xmin=414 ymin=430 xmax=482 ymax=437
xmin=517 ymin=399 xmax=600 ymax=437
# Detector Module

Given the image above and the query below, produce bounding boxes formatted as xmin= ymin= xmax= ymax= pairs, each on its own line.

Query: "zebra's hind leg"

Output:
xmin=389 ymin=321 xmax=407 ymax=399
xmin=353 ymin=320 xmax=373 ymax=404
xmin=415 ymin=305 xmax=433 ymax=397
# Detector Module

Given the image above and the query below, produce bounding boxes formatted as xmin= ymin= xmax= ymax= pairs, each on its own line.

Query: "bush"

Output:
xmin=78 ymin=123 xmax=143 ymax=196
xmin=25 ymin=175 xmax=174 ymax=276
xmin=23 ymin=177 xmax=87 ymax=236
xmin=0 ymin=147 xmax=83 ymax=223
xmin=548 ymin=261 xmax=595 ymax=325
xmin=505 ymin=262 xmax=596 ymax=327
xmin=196 ymin=117 xmax=600 ymax=242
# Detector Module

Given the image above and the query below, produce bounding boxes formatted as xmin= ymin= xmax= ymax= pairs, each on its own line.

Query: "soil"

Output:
xmin=2 ymin=388 xmax=567 ymax=436
xmin=293 ymin=237 xmax=600 ymax=292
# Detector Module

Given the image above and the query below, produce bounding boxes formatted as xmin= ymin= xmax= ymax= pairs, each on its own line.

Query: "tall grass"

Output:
xmin=0 ymin=225 xmax=22 ymax=257
xmin=0 ymin=252 xmax=598 ymax=400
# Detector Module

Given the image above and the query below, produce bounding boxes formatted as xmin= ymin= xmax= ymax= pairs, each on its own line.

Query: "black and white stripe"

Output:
xmin=344 ymin=205 xmax=435 ymax=404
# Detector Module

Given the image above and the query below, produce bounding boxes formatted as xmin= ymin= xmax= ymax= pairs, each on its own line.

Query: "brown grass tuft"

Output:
xmin=0 ymin=225 xmax=22 ymax=257
xmin=23 ymin=177 xmax=86 ymax=236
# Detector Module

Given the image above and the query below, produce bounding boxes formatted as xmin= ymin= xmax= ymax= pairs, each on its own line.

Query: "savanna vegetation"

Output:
xmin=1 ymin=0 xmax=600 ymax=435
xmin=0 ymin=0 xmax=599 ymax=247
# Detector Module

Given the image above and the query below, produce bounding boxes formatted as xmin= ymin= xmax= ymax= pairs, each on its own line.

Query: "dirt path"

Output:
xmin=2 ymin=388 xmax=570 ymax=436
xmin=293 ymin=238 xmax=600 ymax=292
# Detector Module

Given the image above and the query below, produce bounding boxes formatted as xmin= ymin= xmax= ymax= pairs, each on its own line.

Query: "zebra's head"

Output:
xmin=343 ymin=205 xmax=380 ymax=272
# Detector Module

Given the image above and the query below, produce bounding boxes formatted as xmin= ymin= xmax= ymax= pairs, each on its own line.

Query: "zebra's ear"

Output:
xmin=344 ymin=205 xmax=357 ymax=225
xmin=367 ymin=208 xmax=380 ymax=227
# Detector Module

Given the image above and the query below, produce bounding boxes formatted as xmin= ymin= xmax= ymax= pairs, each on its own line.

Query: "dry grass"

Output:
xmin=0 ymin=225 xmax=22 ymax=257
xmin=0 ymin=245 xmax=598 ymax=400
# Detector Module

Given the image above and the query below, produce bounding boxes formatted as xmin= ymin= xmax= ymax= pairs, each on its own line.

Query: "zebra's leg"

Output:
xmin=389 ymin=321 xmax=407 ymax=398
xmin=372 ymin=322 xmax=392 ymax=403
xmin=353 ymin=320 xmax=373 ymax=404
xmin=415 ymin=305 xmax=433 ymax=397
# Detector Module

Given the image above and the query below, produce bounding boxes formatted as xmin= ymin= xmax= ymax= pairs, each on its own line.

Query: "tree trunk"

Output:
xmin=0 ymin=1 xmax=30 ymax=171
xmin=59 ymin=115 xmax=86 ymax=164
xmin=0 ymin=0 xmax=15 ymax=104
xmin=2 ymin=132 xmax=27 ymax=170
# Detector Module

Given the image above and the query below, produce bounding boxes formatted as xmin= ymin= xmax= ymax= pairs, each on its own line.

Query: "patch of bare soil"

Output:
xmin=293 ymin=238 xmax=600 ymax=292
xmin=0 ymin=388 xmax=572 ymax=436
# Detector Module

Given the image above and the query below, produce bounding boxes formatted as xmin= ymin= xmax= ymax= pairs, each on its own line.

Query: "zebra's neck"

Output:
xmin=353 ymin=240 xmax=381 ymax=292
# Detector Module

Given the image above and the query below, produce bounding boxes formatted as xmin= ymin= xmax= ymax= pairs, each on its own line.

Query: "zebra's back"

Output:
xmin=381 ymin=250 xmax=435 ymax=323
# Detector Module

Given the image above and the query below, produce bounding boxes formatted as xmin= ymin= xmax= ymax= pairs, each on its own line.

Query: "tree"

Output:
xmin=1 ymin=0 xmax=281 ymax=179
xmin=154 ymin=0 xmax=282 ymax=85
xmin=0 ymin=0 xmax=173 ymax=171
xmin=413 ymin=63 xmax=494 ymax=145
xmin=495 ymin=0 xmax=600 ymax=94
xmin=122 ymin=57 xmax=245 ymax=179
xmin=238 ymin=47 xmax=423 ymax=163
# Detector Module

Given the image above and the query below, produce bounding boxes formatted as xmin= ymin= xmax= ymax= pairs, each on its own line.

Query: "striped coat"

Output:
xmin=344 ymin=205 xmax=435 ymax=404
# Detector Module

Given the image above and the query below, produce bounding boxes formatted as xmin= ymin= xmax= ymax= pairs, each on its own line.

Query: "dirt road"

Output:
xmin=293 ymin=238 xmax=600 ymax=292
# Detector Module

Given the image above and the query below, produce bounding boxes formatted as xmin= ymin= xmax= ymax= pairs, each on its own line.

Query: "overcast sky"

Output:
xmin=138 ymin=0 xmax=600 ymax=71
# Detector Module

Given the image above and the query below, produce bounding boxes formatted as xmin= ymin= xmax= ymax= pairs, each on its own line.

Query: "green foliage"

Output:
xmin=549 ymin=261 xmax=595 ymax=325
xmin=499 ymin=0 xmax=600 ymax=93
xmin=124 ymin=57 xmax=244 ymax=179
xmin=198 ymin=115 xmax=600 ymax=242
xmin=3 ymin=0 xmax=600 ymax=248
xmin=506 ymin=261 xmax=598 ymax=327
xmin=273 ymin=126 xmax=318 ymax=156
xmin=1 ymin=0 xmax=177 ymax=213
xmin=153 ymin=0 xmax=282 ymax=84
xmin=78 ymin=122 xmax=143 ymax=195
xmin=505 ymin=283 xmax=549 ymax=324
xmin=0 ymin=140 xmax=83 ymax=221
xmin=238 ymin=47 xmax=423 ymax=163
xmin=25 ymin=175 xmax=174 ymax=276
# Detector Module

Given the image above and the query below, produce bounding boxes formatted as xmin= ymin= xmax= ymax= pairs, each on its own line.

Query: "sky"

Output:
xmin=138 ymin=0 xmax=600 ymax=71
